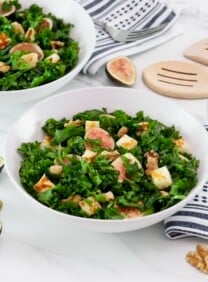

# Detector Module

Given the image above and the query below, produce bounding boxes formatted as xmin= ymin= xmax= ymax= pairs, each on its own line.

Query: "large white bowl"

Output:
xmin=5 ymin=87 xmax=208 ymax=233
xmin=0 ymin=0 xmax=96 ymax=103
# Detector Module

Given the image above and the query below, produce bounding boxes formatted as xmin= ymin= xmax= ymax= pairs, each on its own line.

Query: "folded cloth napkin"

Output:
xmin=164 ymin=125 xmax=208 ymax=240
xmin=75 ymin=0 xmax=183 ymax=75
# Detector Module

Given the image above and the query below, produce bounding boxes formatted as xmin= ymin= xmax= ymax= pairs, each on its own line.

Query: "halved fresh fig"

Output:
xmin=9 ymin=42 xmax=44 ymax=60
xmin=38 ymin=17 xmax=53 ymax=32
xmin=85 ymin=127 xmax=115 ymax=150
xmin=106 ymin=56 xmax=137 ymax=86
xmin=0 ymin=2 xmax=15 ymax=16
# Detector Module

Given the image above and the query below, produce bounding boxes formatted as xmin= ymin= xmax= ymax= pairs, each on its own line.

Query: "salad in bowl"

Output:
xmin=5 ymin=87 xmax=208 ymax=233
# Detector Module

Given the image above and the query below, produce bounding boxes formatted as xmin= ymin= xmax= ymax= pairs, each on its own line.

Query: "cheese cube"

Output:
xmin=34 ymin=174 xmax=55 ymax=193
xmin=151 ymin=166 xmax=172 ymax=189
xmin=103 ymin=191 xmax=115 ymax=201
xmin=174 ymin=137 xmax=188 ymax=153
xmin=116 ymin=134 xmax=137 ymax=150
xmin=79 ymin=197 xmax=101 ymax=216
xmin=85 ymin=121 xmax=100 ymax=132
xmin=82 ymin=149 xmax=97 ymax=162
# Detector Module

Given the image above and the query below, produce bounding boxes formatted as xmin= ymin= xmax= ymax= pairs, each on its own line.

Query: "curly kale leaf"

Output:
xmin=42 ymin=118 xmax=68 ymax=136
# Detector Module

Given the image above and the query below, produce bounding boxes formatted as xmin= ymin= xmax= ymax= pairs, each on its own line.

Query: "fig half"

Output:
xmin=9 ymin=42 xmax=44 ymax=60
xmin=0 ymin=2 xmax=15 ymax=16
xmin=38 ymin=18 xmax=53 ymax=32
xmin=106 ymin=56 xmax=136 ymax=86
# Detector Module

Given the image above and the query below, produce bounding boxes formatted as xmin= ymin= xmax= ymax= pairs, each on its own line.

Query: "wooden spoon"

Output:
xmin=184 ymin=38 xmax=208 ymax=66
xmin=142 ymin=60 xmax=208 ymax=99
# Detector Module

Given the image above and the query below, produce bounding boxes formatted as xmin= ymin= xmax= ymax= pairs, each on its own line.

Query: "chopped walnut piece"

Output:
xmin=0 ymin=62 xmax=10 ymax=73
xmin=62 ymin=194 xmax=82 ymax=203
xmin=136 ymin=122 xmax=149 ymax=136
xmin=45 ymin=53 xmax=60 ymax=64
xmin=118 ymin=206 xmax=143 ymax=218
xmin=50 ymin=40 xmax=64 ymax=49
xmin=103 ymin=191 xmax=115 ymax=201
xmin=0 ymin=32 xmax=11 ymax=50
xmin=49 ymin=165 xmax=63 ymax=175
xmin=64 ymin=119 xmax=84 ymax=127
xmin=117 ymin=126 xmax=128 ymax=138
xmin=144 ymin=150 xmax=159 ymax=176
xmin=186 ymin=244 xmax=208 ymax=274
xmin=100 ymin=150 xmax=120 ymax=161
xmin=25 ymin=27 xmax=36 ymax=41
xmin=160 ymin=190 xmax=169 ymax=196
xmin=40 ymin=135 xmax=53 ymax=149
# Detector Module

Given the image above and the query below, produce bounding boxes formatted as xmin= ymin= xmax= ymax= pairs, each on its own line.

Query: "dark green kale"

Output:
xmin=17 ymin=109 xmax=200 ymax=219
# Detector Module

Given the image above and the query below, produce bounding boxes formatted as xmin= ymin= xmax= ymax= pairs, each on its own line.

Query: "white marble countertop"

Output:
xmin=1 ymin=1 xmax=208 ymax=281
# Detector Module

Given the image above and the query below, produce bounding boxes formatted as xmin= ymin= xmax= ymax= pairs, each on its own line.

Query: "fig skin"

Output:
xmin=106 ymin=56 xmax=137 ymax=86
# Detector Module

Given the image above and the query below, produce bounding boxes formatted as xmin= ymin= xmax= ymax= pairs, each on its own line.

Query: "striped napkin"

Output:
xmin=75 ymin=0 xmax=183 ymax=75
xmin=164 ymin=125 xmax=208 ymax=240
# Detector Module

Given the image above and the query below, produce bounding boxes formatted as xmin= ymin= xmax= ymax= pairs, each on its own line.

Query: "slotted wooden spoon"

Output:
xmin=184 ymin=38 xmax=208 ymax=66
xmin=142 ymin=60 xmax=208 ymax=99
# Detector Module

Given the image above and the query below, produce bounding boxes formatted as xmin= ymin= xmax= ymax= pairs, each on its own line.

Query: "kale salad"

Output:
xmin=18 ymin=109 xmax=200 ymax=220
xmin=0 ymin=0 xmax=79 ymax=90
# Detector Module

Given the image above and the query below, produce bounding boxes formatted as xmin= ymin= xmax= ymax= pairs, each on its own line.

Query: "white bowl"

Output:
xmin=5 ymin=87 xmax=208 ymax=233
xmin=0 ymin=0 xmax=96 ymax=103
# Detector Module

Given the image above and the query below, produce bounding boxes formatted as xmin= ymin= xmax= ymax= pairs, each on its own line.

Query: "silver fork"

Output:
xmin=94 ymin=20 xmax=167 ymax=42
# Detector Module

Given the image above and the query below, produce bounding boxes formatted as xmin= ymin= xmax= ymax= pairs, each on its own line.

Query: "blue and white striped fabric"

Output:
xmin=164 ymin=124 xmax=208 ymax=240
xmin=75 ymin=0 xmax=182 ymax=75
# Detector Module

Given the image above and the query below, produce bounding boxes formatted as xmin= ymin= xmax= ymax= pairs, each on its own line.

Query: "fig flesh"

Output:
xmin=106 ymin=56 xmax=136 ymax=86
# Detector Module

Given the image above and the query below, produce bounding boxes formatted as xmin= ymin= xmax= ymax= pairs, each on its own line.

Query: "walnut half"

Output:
xmin=186 ymin=244 xmax=208 ymax=274
xmin=0 ymin=32 xmax=11 ymax=50
xmin=0 ymin=62 xmax=10 ymax=73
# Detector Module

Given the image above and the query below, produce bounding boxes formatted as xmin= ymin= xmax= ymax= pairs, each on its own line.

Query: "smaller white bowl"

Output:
xmin=0 ymin=0 xmax=96 ymax=103
xmin=5 ymin=87 xmax=208 ymax=233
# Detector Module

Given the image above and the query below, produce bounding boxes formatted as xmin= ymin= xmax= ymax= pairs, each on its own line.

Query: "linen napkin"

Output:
xmin=75 ymin=0 xmax=183 ymax=75
xmin=164 ymin=125 xmax=208 ymax=240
